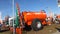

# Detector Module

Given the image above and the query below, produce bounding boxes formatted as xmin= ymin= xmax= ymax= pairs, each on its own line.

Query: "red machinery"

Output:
xmin=10 ymin=3 xmax=48 ymax=34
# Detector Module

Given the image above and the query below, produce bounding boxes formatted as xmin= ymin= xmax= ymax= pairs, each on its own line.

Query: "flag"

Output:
xmin=15 ymin=4 xmax=20 ymax=26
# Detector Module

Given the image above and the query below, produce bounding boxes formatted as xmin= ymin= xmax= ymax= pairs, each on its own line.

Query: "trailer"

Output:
xmin=9 ymin=3 xmax=50 ymax=34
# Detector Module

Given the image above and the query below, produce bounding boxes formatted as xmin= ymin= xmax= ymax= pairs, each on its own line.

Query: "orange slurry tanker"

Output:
xmin=22 ymin=11 xmax=47 ymax=25
xmin=9 ymin=3 xmax=49 ymax=34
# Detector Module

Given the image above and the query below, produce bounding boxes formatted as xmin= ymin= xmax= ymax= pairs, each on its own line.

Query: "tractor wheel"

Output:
xmin=31 ymin=19 xmax=43 ymax=31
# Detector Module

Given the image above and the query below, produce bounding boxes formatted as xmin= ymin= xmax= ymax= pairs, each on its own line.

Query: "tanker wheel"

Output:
xmin=31 ymin=19 xmax=43 ymax=31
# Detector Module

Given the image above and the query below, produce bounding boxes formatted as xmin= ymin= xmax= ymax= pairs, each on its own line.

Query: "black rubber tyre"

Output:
xmin=31 ymin=19 xmax=43 ymax=31
xmin=24 ymin=24 xmax=32 ymax=31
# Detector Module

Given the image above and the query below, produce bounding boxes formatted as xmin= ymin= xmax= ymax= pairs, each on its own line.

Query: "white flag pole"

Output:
xmin=12 ymin=0 xmax=16 ymax=34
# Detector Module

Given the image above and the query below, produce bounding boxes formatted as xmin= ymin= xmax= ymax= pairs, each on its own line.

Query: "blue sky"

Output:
xmin=0 ymin=0 xmax=60 ymax=20
xmin=0 ymin=0 xmax=12 ymax=19
xmin=14 ymin=0 xmax=60 ymax=14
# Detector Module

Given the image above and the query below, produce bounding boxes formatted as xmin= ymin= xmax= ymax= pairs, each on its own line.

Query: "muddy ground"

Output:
xmin=0 ymin=24 xmax=60 ymax=34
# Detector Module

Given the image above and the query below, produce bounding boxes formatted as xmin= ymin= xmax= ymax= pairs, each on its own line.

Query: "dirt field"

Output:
xmin=0 ymin=31 xmax=11 ymax=34
xmin=0 ymin=24 xmax=60 ymax=34
xmin=22 ymin=24 xmax=60 ymax=34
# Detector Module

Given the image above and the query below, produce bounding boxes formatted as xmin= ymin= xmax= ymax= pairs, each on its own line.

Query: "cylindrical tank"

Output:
xmin=22 ymin=11 xmax=47 ymax=22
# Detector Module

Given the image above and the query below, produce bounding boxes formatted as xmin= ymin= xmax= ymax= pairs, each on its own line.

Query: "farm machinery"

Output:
xmin=9 ymin=3 xmax=53 ymax=34
xmin=53 ymin=15 xmax=60 ymax=24
xmin=0 ymin=16 xmax=10 ymax=31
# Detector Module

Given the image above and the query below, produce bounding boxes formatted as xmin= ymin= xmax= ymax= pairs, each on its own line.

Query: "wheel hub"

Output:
xmin=37 ymin=22 xmax=41 ymax=28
